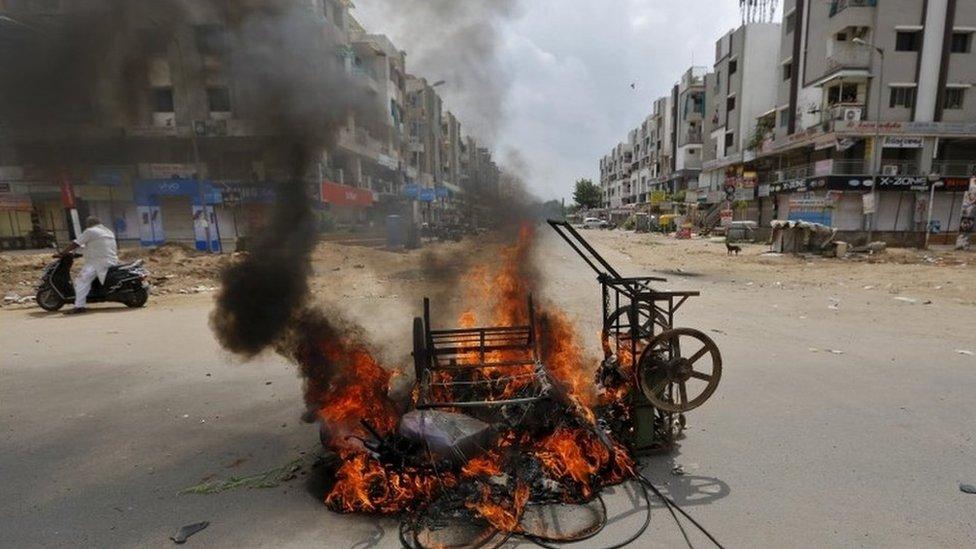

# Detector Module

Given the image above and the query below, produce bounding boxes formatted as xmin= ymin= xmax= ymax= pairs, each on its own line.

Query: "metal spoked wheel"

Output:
xmin=636 ymin=328 xmax=722 ymax=413
xmin=601 ymin=303 xmax=669 ymax=358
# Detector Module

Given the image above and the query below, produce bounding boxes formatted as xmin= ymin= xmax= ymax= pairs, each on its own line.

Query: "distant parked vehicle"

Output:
xmin=582 ymin=217 xmax=608 ymax=229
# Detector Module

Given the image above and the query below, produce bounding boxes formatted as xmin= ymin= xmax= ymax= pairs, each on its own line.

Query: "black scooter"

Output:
xmin=35 ymin=253 xmax=150 ymax=312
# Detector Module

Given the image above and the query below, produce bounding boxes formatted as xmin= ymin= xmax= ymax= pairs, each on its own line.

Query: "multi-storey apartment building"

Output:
xmin=669 ymin=67 xmax=709 ymax=193
xmin=440 ymin=110 xmax=463 ymax=193
xmin=599 ymin=141 xmax=633 ymax=208
xmin=405 ymin=76 xmax=444 ymax=190
xmin=754 ymin=0 xmax=976 ymax=241
xmin=699 ymin=23 xmax=782 ymax=198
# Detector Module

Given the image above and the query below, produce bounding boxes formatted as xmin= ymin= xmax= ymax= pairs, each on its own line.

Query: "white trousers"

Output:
xmin=74 ymin=264 xmax=99 ymax=308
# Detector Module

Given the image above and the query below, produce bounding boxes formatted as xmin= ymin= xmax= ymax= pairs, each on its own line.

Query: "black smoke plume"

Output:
xmin=0 ymin=1 xmax=371 ymax=357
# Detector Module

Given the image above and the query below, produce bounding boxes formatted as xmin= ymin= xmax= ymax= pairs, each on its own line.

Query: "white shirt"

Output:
xmin=74 ymin=224 xmax=119 ymax=283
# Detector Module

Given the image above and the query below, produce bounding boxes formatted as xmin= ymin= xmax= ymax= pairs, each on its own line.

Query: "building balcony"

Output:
xmin=829 ymin=0 xmax=877 ymax=18
xmin=760 ymin=158 xmax=921 ymax=184
xmin=932 ymin=161 xmax=976 ymax=177
xmin=684 ymin=128 xmax=703 ymax=145
xmin=826 ymin=46 xmax=873 ymax=72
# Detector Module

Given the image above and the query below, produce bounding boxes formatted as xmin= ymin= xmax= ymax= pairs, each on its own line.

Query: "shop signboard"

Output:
xmin=139 ymin=163 xmax=198 ymax=180
xmin=757 ymin=184 xmax=771 ymax=198
xmin=719 ymin=209 xmax=733 ymax=227
xmin=862 ymin=193 xmax=875 ymax=214
xmin=789 ymin=193 xmax=829 ymax=210
xmin=649 ymin=190 xmax=667 ymax=205
xmin=769 ymin=175 xmax=932 ymax=194
xmin=883 ymin=136 xmax=923 ymax=148
xmin=0 ymin=194 xmax=31 ymax=212
xmin=321 ymin=181 xmax=374 ymax=207
xmin=418 ymin=188 xmax=436 ymax=203
xmin=734 ymin=186 xmax=755 ymax=201
xmin=75 ymin=184 xmax=132 ymax=202
xmin=813 ymin=159 xmax=834 ymax=176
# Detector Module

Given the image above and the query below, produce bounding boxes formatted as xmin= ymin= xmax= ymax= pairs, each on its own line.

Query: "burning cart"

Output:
xmin=548 ymin=220 xmax=723 ymax=453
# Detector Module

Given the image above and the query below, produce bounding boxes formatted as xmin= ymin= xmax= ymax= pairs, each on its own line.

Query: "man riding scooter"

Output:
xmin=55 ymin=216 xmax=119 ymax=314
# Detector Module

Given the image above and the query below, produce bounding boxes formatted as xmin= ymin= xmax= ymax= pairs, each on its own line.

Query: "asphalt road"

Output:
xmin=2 ymin=230 xmax=975 ymax=548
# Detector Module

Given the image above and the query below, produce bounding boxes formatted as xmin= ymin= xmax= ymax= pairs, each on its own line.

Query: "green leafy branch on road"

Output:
xmin=179 ymin=454 xmax=316 ymax=495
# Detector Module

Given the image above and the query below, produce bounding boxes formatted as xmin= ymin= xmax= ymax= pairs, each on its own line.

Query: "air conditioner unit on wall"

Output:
xmin=882 ymin=164 xmax=899 ymax=176
xmin=843 ymin=107 xmax=862 ymax=122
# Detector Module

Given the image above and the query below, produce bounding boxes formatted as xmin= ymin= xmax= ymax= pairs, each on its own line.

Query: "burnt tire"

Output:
xmin=123 ymin=288 xmax=149 ymax=308
xmin=36 ymin=287 xmax=65 ymax=311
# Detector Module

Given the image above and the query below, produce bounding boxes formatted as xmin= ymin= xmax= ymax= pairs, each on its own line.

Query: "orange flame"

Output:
xmin=466 ymin=482 xmax=530 ymax=532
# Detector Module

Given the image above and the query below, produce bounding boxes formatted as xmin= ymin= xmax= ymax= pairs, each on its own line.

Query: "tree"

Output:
xmin=573 ymin=179 xmax=602 ymax=209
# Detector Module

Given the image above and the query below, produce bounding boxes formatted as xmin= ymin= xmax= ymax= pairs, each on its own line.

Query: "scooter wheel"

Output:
xmin=124 ymin=288 xmax=149 ymax=308
xmin=36 ymin=288 xmax=65 ymax=311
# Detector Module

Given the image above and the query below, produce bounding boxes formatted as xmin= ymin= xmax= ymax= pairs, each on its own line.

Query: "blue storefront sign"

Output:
xmin=418 ymin=188 xmax=436 ymax=203
xmin=403 ymin=183 xmax=420 ymax=199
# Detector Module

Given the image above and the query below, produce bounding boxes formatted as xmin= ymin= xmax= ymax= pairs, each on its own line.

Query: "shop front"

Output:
xmin=134 ymin=179 xmax=222 ymax=251
xmin=769 ymin=174 xmax=965 ymax=245
xmin=320 ymin=180 xmax=374 ymax=225
xmin=0 ymin=183 xmax=33 ymax=249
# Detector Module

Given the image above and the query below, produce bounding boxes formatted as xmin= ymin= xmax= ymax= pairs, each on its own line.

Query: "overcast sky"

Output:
xmin=357 ymin=0 xmax=750 ymax=202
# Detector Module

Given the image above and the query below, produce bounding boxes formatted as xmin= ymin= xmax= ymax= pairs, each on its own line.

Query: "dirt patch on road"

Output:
xmin=583 ymin=230 xmax=976 ymax=305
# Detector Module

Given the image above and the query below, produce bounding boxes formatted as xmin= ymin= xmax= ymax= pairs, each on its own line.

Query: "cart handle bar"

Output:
xmin=547 ymin=219 xmax=623 ymax=279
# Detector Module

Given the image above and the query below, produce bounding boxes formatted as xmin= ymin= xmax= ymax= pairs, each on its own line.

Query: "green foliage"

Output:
xmin=573 ymin=178 xmax=602 ymax=209
xmin=623 ymin=216 xmax=636 ymax=231
xmin=747 ymin=115 xmax=775 ymax=151
xmin=180 ymin=458 xmax=304 ymax=495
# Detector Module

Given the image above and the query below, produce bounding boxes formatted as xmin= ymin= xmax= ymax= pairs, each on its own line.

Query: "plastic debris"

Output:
xmin=956 ymin=350 xmax=974 ymax=356
xmin=399 ymin=410 xmax=493 ymax=463
xmin=170 ymin=521 xmax=209 ymax=544
xmin=961 ymin=484 xmax=976 ymax=495
xmin=893 ymin=297 xmax=918 ymax=304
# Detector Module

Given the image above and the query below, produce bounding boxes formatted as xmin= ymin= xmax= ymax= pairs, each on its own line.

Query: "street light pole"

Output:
xmin=854 ymin=37 xmax=885 ymax=242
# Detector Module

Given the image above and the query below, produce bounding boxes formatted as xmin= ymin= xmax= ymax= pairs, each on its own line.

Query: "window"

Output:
xmin=779 ymin=109 xmax=789 ymax=128
xmin=895 ymin=31 xmax=921 ymax=52
xmin=726 ymin=95 xmax=736 ymax=112
xmin=836 ymin=32 xmax=848 ymax=42
xmin=783 ymin=62 xmax=792 ymax=81
xmin=207 ymin=87 xmax=231 ymax=112
xmin=724 ymin=132 xmax=734 ymax=149
xmin=152 ymin=87 xmax=174 ymax=112
xmin=194 ymin=25 xmax=226 ymax=55
xmin=951 ymin=32 xmax=972 ymax=53
xmin=889 ymin=86 xmax=916 ymax=109
xmin=785 ymin=12 xmax=796 ymax=34
xmin=729 ymin=59 xmax=738 ymax=75
xmin=827 ymin=83 xmax=859 ymax=104
xmin=944 ymin=88 xmax=966 ymax=110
